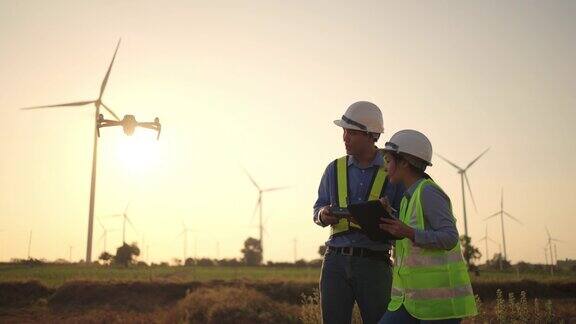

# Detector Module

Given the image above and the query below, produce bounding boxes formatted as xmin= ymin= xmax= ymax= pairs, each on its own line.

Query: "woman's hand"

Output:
xmin=379 ymin=217 xmax=416 ymax=241
xmin=378 ymin=197 xmax=394 ymax=215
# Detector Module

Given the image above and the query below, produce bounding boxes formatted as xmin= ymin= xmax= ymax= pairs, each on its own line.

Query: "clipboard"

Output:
xmin=347 ymin=200 xmax=399 ymax=242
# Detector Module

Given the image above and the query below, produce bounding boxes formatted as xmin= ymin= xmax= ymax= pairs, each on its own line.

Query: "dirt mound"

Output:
xmin=48 ymin=281 xmax=202 ymax=312
xmin=249 ymin=281 xmax=317 ymax=304
xmin=0 ymin=281 xmax=52 ymax=308
xmin=165 ymin=286 xmax=300 ymax=324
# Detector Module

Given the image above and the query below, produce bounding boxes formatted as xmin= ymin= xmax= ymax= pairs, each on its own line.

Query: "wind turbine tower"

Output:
xmin=20 ymin=40 xmax=123 ymax=263
xmin=244 ymin=169 xmax=288 ymax=262
xmin=484 ymin=188 xmax=521 ymax=261
xmin=111 ymin=203 xmax=137 ymax=245
xmin=436 ymin=148 xmax=489 ymax=237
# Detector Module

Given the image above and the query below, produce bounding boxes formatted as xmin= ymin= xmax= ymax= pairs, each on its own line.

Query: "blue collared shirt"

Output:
xmin=313 ymin=150 xmax=405 ymax=250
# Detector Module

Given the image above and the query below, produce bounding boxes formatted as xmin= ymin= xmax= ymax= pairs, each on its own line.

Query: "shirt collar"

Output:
xmin=404 ymin=177 xmax=426 ymax=200
xmin=348 ymin=148 xmax=384 ymax=168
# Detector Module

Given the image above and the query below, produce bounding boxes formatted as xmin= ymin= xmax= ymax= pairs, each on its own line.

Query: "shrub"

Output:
xmin=166 ymin=286 xmax=300 ymax=324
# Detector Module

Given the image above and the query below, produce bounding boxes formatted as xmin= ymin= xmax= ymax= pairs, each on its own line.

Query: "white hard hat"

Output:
xmin=333 ymin=101 xmax=384 ymax=134
xmin=383 ymin=129 xmax=433 ymax=166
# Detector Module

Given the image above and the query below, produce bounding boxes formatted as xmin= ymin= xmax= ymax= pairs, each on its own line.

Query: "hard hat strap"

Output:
xmin=342 ymin=115 xmax=367 ymax=131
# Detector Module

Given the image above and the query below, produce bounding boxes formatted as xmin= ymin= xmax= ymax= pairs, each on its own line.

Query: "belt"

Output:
xmin=326 ymin=246 xmax=391 ymax=260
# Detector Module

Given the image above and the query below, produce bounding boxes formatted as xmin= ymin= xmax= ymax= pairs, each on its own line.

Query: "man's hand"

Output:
xmin=319 ymin=206 xmax=341 ymax=225
xmin=379 ymin=217 xmax=415 ymax=241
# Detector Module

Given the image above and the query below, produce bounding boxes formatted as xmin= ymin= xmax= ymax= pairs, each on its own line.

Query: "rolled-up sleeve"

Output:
xmin=313 ymin=163 xmax=332 ymax=227
xmin=413 ymin=185 xmax=460 ymax=250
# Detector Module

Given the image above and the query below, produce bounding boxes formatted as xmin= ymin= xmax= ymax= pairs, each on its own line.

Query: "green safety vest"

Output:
xmin=330 ymin=156 xmax=389 ymax=237
xmin=388 ymin=178 xmax=477 ymax=320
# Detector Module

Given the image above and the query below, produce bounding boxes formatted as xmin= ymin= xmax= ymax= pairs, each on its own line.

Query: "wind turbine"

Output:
xmin=436 ymin=148 xmax=489 ymax=237
xmin=293 ymin=237 xmax=298 ymax=263
xmin=110 ymin=203 xmax=137 ymax=245
xmin=179 ymin=222 xmax=198 ymax=262
xmin=477 ymin=225 xmax=499 ymax=264
xmin=244 ymin=168 xmax=289 ymax=262
xmin=97 ymin=218 xmax=118 ymax=253
xmin=19 ymin=40 xmax=123 ymax=263
xmin=27 ymin=230 xmax=32 ymax=259
xmin=545 ymin=227 xmax=562 ymax=266
xmin=484 ymin=188 xmax=521 ymax=262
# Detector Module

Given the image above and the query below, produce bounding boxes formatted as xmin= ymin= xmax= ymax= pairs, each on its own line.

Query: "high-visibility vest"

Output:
xmin=388 ymin=178 xmax=477 ymax=320
xmin=330 ymin=156 xmax=389 ymax=237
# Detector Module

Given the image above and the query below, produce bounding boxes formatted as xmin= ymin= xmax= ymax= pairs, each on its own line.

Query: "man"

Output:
xmin=313 ymin=101 xmax=404 ymax=324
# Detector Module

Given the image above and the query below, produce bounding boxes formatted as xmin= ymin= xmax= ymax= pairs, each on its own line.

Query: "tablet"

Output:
xmin=347 ymin=200 xmax=399 ymax=242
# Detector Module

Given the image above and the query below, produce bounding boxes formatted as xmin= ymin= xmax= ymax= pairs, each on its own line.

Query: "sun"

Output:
xmin=115 ymin=130 xmax=161 ymax=174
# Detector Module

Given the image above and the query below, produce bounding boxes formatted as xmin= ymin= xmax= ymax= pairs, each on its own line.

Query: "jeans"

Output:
xmin=320 ymin=251 xmax=392 ymax=324
xmin=378 ymin=305 xmax=462 ymax=324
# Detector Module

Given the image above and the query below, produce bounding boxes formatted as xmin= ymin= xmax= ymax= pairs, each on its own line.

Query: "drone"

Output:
xmin=97 ymin=114 xmax=161 ymax=140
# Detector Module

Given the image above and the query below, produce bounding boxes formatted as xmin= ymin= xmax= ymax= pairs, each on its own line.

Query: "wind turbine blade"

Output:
xmin=249 ymin=199 xmax=260 ymax=223
xmin=97 ymin=218 xmax=105 ymax=230
xmin=435 ymin=153 xmax=463 ymax=171
xmin=550 ymin=238 xmax=564 ymax=243
xmin=488 ymin=237 xmax=499 ymax=245
xmin=100 ymin=102 xmax=121 ymax=121
xmin=99 ymin=39 xmax=121 ymax=100
xmin=463 ymin=173 xmax=478 ymax=213
xmin=126 ymin=216 xmax=137 ymax=234
xmin=124 ymin=202 xmax=130 ymax=215
xmin=465 ymin=148 xmax=490 ymax=170
xmin=263 ymin=186 xmax=290 ymax=192
xmin=20 ymin=100 xmax=95 ymax=110
xmin=484 ymin=212 xmax=499 ymax=221
xmin=545 ymin=227 xmax=551 ymax=239
xmin=504 ymin=211 xmax=522 ymax=224
xmin=242 ymin=168 xmax=261 ymax=191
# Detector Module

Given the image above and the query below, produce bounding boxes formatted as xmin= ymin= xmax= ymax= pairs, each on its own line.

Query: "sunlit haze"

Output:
xmin=1 ymin=1 xmax=575 ymax=264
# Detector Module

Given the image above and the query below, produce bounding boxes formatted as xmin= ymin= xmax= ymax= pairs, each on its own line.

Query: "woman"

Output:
xmin=377 ymin=130 xmax=477 ymax=324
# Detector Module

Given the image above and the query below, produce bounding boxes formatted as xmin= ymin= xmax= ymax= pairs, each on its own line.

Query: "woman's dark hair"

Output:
xmin=390 ymin=152 xmax=427 ymax=176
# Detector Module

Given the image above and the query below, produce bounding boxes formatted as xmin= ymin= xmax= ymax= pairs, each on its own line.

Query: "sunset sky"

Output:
xmin=1 ymin=1 xmax=575 ymax=264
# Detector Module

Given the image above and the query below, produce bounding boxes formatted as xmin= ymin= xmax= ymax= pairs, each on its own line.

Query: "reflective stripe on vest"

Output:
xmin=330 ymin=156 xmax=388 ymax=237
xmin=388 ymin=179 xmax=477 ymax=320
xmin=393 ymin=284 xmax=474 ymax=300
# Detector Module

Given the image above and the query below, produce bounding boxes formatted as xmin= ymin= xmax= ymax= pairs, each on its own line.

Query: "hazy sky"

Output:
xmin=1 ymin=1 xmax=575 ymax=264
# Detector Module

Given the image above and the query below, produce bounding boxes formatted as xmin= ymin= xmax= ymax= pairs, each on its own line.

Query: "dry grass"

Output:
xmin=2 ymin=279 xmax=575 ymax=323
xmin=164 ymin=286 xmax=300 ymax=324
xmin=300 ymin=288 xmax=362 ymax=324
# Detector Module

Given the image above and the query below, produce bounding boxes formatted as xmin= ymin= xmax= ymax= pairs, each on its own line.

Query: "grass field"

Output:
xmin=0 ymin=264 xmax=321 ymax=287
xmin=0 ymin=263 xmax=574 ymax=287
xmin=1 ymin=264 xmax=575 ymax=323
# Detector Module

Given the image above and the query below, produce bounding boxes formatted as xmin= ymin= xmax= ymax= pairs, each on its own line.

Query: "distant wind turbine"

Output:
xmin=436 ymin=148 xmax=489 ymax=237
xmin=19 ymin=40 xmax=123 ymax=263
xmin=27 ymin=230 xmax=32 ymax=259
xmin=545 ymin=227 xmax=562 ymax=266
xmin=179 ymin=222 xmax=198 ymax=261
xmin=477 ymin=225 xmax=499 ymax=264
xmin=484 ymin=188 xmax=521 ymax=261
xmin=244 ymin=168 xmax=289 ymax=262
xmin=69 ymin=245 xmax=74 ymax=262
xmin=97 ymin=218 xmax=118 ymax=253
xmin=110 ymin=203 xmax=137 ymax=245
